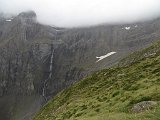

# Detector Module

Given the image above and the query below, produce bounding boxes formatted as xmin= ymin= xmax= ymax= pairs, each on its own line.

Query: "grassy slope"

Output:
xmin=34 ymin=40 xmax=160 ymax=120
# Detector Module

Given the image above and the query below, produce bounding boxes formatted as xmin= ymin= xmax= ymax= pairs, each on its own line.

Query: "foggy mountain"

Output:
xmin=1 ymin=0 xmax=160 ymax=27
xmin=0 ymin=11 xmax=160 ymax=120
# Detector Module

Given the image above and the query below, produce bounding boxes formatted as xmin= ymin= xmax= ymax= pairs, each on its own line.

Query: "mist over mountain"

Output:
xmin=0 ymin=0 xmax=160 ymax=27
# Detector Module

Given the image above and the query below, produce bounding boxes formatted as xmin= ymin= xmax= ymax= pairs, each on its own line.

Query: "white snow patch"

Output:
xmin=96 ymin=52 xmax=116 ymax=62
xmin=6 ymin=19 xmax=12 ymax=22
xmin=125 ymin=27 xmax=130 ymax=30
xmin=55 ymin=29 xmax=63 ymax=32
xmin=135 ymin=25 xmax=138 ymax=27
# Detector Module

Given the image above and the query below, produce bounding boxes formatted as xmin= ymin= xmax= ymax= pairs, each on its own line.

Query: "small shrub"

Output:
xmin=102 ymin=96 xmax=108 ymax=101
xmin=91 ymin=104 xmax=100 ymax=108
xmin=152 ymin=68 xmax=160 ymax=74
xmin=112 ymin=91 xmax=120 ymax=97
xmin=129 ymin=96 xmax=152 ymax=105
xmin=62 ymin=111 xmax=72 ymax=119
xmin=95 ymin=108 xmax=100 ymax=112
xmin=75 ymin=112 xmax=84 ymax=117
xmin=96 ymin=96 xmax=104 ymax=102
xmin=80 ymin=105 xmax=87 ymax=111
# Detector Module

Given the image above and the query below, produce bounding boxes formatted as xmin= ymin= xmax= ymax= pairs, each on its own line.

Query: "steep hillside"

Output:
xmin=34 ymin=40 xmax=160 ymax=120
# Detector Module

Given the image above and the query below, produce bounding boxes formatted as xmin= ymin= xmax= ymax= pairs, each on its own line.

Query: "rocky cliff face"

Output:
xmin=0 ymin=11 xmax=61 ymax=120
xmin=0 ymin=11 xmax=160 ymax=120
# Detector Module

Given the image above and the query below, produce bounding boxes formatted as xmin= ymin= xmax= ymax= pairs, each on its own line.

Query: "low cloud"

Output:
xmin=0 ymin=0 xmax=160 ymax=27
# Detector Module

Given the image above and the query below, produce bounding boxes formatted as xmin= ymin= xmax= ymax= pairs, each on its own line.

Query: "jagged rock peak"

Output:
xmin=18 ymin=10 xmax=37 ymax=19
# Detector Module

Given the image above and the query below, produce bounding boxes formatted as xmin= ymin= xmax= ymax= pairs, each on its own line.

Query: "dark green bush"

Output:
xmin=129 ymin=96 xmax=152 ymax=105
xmin=112 ymin=91 xmax=120 ymax=97
xmin=95 ymin=108 xmax=100 ymax=112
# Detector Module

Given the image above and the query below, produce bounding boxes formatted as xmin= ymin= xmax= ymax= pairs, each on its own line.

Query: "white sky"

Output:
xmin=0 ymin=0 xmax=160 ymax=27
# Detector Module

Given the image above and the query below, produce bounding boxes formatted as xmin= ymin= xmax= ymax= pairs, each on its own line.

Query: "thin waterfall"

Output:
xmin=42 ymin=31 xmax=57 ymax=101
xmin=42 ymin=47 xmax=54 ymax=101
xmin=49 ymin=49 xmax=54 ymax=79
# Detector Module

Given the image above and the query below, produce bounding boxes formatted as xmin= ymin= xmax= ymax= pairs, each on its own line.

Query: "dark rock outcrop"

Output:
xmin=131 ymin=101 xmax=157 ymax=113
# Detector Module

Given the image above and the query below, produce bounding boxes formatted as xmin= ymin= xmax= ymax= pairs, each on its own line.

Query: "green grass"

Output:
xmin=34 ymin=40 xmax=160 ymax=120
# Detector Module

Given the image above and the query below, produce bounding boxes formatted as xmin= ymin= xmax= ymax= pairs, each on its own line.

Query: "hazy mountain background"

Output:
xmin=0 ymin=0 xmax=160 ymax=27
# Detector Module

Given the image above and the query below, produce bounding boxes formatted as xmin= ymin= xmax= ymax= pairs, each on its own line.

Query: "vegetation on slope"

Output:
xmin=34 ymin=40 xmax=160 ymax=120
